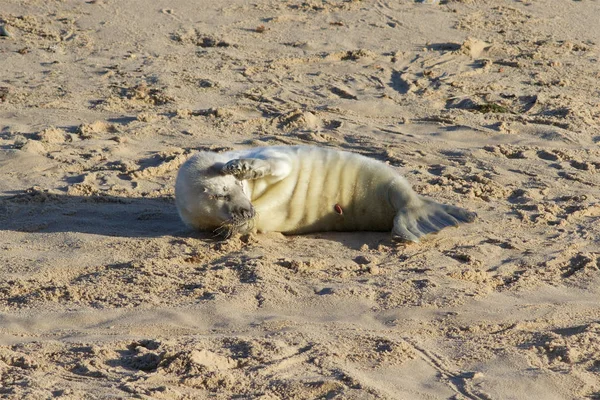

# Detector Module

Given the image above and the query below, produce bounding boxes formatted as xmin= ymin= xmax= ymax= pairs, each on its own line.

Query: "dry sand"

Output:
xmin=1 ymin=0 xmax=600 ymax=398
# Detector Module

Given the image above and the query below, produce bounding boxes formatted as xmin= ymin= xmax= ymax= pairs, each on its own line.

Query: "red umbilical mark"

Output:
xmin=334 ymin=203 xmax=343 ymax=215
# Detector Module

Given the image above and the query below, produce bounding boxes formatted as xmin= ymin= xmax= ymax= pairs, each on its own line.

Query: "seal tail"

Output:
xmin=393 ymin=197 xmax=476 ymax=243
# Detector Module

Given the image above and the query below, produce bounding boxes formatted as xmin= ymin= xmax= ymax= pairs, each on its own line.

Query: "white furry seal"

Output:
xmin=175 ymin=145 xmax=476 ymax=242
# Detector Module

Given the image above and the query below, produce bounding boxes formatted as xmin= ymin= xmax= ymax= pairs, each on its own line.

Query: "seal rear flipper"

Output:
xmin=392 ymin=198 xmax=476 ymax=243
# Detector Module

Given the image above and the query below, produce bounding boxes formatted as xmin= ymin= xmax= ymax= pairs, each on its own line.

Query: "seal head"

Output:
xmin=175 ymin=152 xmax=255 ymax=237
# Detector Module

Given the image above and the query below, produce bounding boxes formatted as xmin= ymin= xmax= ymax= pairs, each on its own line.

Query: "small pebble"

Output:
xmin=0 ymin=25 xmax=12 ymax=38
xmin=354 ymin=255 xmax=373 ymax=265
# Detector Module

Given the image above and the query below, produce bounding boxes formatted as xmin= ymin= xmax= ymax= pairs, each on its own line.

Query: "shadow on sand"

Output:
xmin=0 ymin=189 xmax=395 ymax=250
xmin=0 ymin=190 xmax=188 ymax=238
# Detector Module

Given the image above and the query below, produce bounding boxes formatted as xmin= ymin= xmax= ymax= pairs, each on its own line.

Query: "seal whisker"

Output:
xmin=213 ymin=221 xmax=233 ymax=238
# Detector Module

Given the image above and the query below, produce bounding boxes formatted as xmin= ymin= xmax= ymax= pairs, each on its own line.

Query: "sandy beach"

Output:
xmin=1 ymin=0 xmax=600 ymax=398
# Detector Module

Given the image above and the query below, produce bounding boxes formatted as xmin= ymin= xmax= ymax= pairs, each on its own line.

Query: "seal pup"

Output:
xmin=175 ymin=145 xmax=476 ymax=242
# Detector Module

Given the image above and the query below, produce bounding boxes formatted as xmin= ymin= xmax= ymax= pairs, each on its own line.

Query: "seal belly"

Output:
xmin=317 ymin=149 xmax=396 ymax=233
xmin=252 ymin=146 xmax=396 ymax=234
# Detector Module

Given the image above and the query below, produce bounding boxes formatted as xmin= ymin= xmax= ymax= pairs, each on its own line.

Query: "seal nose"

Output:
xmin=234 ymin=205 xmax=255 ymax=219
xmin=243 ymin=206 xmax=255 ymax=219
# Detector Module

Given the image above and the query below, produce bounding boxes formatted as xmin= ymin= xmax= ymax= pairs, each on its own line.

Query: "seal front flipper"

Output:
xmin=392 ymin=197 xmax=477 ymax=243
xmin=221 ymin=152 xmax=293 ymax=183
xmin=221 ymin=158 xmax=273 ymax=180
